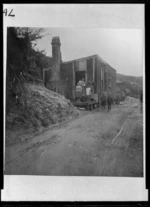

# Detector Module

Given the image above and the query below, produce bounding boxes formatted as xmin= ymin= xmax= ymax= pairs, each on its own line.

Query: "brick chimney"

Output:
xmin=50 ymin=36 xmax=61 ymax=92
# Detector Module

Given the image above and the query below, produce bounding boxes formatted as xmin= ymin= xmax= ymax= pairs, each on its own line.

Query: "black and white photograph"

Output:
xmin=2 ymin=4 xmax=147 ymax=201
xmin=5 ymin=27 xmax=144 ymax=177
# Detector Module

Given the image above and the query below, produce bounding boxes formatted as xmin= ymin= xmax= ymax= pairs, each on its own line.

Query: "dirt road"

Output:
xmin=5 ymin=97 xmax=143 ymax=176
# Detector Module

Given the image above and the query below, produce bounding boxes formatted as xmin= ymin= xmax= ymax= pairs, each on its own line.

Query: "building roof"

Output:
xmin=62 ymin=54 xmax=97 ymax=64
xmin=62 ymin=54 xmax=116 ymax=72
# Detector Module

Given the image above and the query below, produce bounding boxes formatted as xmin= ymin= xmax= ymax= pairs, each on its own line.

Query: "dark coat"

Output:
xmin=107 ymin=96 xmax=113 ymax=105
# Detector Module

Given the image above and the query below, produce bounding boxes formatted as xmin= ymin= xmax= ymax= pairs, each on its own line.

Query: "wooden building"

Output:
xmin=43 ymin=36 xmax=116 ymax=101
xmin=61 ymin=55 xmax=116 ymax=100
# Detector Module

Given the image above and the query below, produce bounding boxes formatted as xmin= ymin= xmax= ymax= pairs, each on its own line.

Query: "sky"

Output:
xmin=35 ymin=28 xmax=144 ymax=77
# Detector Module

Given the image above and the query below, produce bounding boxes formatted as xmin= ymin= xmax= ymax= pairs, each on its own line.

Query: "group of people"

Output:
xmin=100 ymin=92 xmax=113 ymax=112
xmin=75 ymin=78 xmax=94 ymax=102
xmin=75 ymin=78 xmax=113 ymax=111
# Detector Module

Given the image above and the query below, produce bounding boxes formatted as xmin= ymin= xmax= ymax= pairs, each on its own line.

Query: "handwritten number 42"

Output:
xmin=3 ymin=9 xmax=15 ymax=17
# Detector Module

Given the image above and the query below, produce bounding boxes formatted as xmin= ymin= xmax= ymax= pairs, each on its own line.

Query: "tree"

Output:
xmin=6 ymin=27 xmax=51 ymax=113
xmin=7 ymin=27 xmax=45 ymax=79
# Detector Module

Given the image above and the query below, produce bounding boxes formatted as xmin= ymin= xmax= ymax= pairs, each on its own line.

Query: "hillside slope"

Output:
xmin=116 ymin=73 xmax=143 ymax=97
xmin=6 ymin=83 xmax=79 ymax=146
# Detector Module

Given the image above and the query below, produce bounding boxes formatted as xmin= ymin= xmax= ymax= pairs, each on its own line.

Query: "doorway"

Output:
xmin=75 ymin=71 xmax=85 ymax=85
